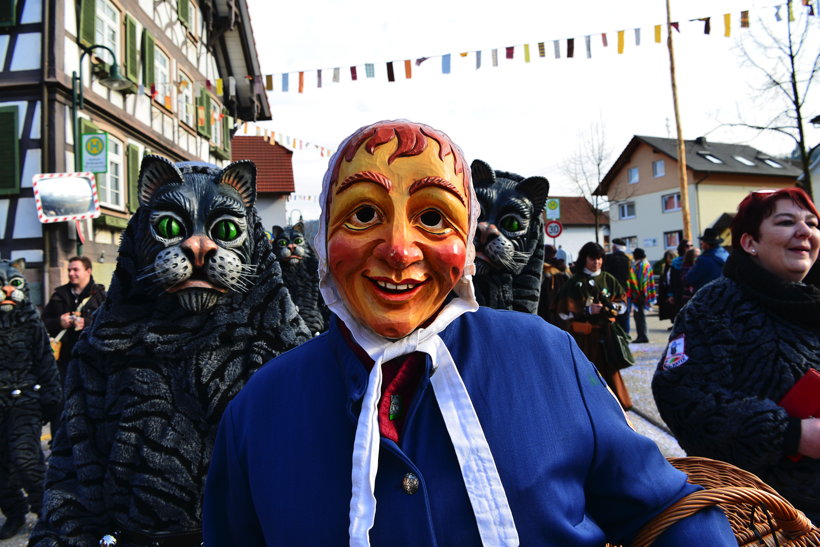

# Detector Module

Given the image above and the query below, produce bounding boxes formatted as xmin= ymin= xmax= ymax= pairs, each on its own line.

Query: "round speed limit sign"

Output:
xmin=545 ymin=220 xmax=563 ymax=238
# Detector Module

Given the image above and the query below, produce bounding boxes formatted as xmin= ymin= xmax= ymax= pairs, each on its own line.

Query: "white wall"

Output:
xmin=547 ymin=225 xmax=609 ymax=263
xmin=256 ymin=197 xmax=289 ymax=229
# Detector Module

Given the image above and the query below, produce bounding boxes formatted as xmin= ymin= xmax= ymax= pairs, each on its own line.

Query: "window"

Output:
xmin=618 ymin=201 xmax=636 ymax=220
xmin=178 ymin=72 xmax=194 ymax=127
xmin=1 ymin=0 xmax=18 ymax=27
xmin=98 ymin=135 xmax=124 ymax=209
xmin=664 ymin=230 xmax=683 ymax=249
xmin=733 ymin=155 xmax=756 ymax=166
xmin=762 ymin=158 xmax=783 ymax=168
xmin=188 ymin=1 xmax=198 ymax=37
xmin=210 ymin=100 xmax=222 ymax=147
xmin=661 ymin=192 xmax=681 ymax=212
xmin=623 ymin=236 xmax=638 ymax=251
xmin=0 ymin=106 xmax=20 ymax=195
xmin=93 ymin=0 xmax=120 ymax=65
xmin=155 ymin=47 xmax=170 ymax=106
xmin=698 ymin=152 xmax=724 ymax=164
xmin=652 ymin=160 xmax=665 ymax=177
xmin=627 ymin=166 xmax=639 ymax=184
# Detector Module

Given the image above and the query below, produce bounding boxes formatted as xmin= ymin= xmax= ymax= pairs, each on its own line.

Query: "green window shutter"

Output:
xmin=197 ymin=88 xmax=211 ymax=139
xmin=222 ymin=107 xmax=231 ymax=155
xmin=126 ymin=144 xmax=140 ymax=212
xmin=0 ymin=0 xmax=18 ymax=27
xmin=178 ymin=0 xmax=190 ymax=28
xmin=78 ymin=0 xmax=96 ymax=47
xmin=124 ymin=15 xmax=139 ymax=84
xmin=0 ymin=106 xmax=20 ymax=195
xmin=142 ymin=31 xmax=155 ymax=87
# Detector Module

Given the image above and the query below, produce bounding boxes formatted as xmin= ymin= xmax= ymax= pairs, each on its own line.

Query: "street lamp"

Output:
xmin=71 ymin=43 xmax=130 ymax=171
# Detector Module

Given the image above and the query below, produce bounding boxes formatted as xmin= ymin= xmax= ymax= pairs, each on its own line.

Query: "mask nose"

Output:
xmin=374 ymin=222 xmax=423 ymax=270
xmin=181 ymin=235 xmax=218 ymax=268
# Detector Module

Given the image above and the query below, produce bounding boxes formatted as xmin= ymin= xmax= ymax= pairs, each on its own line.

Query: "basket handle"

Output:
xmin=630 ymin=486 xmax=814 ymax=546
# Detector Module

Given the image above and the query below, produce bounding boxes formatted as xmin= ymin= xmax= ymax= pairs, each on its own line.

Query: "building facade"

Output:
xmin=544 ymin=196 xmax=610 ymax=264
xmin=0 ymin=0 xmax=270 ymax=303
xmin=595 ymin=135 xmax=801 ymax=262
xmin=231 ymin=136 xmax=294 ymax=230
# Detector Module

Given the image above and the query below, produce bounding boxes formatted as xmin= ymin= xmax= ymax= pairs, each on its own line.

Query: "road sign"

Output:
xmin=545 ymin=220 xmax=563 ymax=238
xmin=81 ymin=132 xmax=108 ymax=173
xmin=545 ymin=198 xmax=560 ymax=220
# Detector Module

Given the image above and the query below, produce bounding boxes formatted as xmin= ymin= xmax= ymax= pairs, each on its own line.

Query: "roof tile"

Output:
xmin=231 ymin=136 xmax=295 ymax=194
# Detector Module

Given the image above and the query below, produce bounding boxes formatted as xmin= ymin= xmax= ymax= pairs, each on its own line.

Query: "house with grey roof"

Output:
xmin=593 ymin=135 xmax=801 ymax=262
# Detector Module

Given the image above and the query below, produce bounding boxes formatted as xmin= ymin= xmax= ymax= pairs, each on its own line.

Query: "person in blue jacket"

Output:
xmin=684 ymin=228 xmax=729 ymax=292
xmin=203 ymin=120 xmax=735 ymax=545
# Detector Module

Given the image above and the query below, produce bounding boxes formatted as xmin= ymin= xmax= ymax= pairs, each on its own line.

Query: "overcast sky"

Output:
xmin=244 ymin=0 xmax=820 ymax=222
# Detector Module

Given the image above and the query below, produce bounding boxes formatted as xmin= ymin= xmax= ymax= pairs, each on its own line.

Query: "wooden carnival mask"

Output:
xmin=326 ymin=122 xmax=470 ymax=339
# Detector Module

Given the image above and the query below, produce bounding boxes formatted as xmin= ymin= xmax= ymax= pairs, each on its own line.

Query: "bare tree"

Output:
xmin=560 ymin=121 xmax=612 ymax=244
xmin=728 ymin=1 xmax=819 ymax=199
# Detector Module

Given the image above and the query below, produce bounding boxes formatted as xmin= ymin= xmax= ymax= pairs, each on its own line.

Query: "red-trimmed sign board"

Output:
xmin=545 ymin=220 xmax=563 ymax=239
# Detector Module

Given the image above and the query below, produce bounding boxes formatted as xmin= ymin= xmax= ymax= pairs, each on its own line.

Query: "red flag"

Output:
xmin=505 ymin=46 xmax=514 ymax=59
xmin=350 ymin=66 xmax=358 ymax=80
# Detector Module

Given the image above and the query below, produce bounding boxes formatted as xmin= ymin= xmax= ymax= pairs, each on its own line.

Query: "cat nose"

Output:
xmin=477 ymin=222 xmax=501 ymax=246
xmin=1 ymin=286 xmax=13 ymax=298
xmin=181 ymin=235 xmax=218 ymax=268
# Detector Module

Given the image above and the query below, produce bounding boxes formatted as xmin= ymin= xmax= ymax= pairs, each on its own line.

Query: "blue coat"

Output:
xmin=684 ymin=246 xmax=729 ymax=291
xmin=204 ymin=307 xmax=733 ymax=545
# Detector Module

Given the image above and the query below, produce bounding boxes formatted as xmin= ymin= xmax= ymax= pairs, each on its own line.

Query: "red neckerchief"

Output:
xmin=338 ymin=320 xmax=425 ymax=444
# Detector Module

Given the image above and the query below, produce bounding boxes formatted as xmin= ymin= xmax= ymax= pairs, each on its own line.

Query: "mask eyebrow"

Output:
xmin=335 ymin=171 xmax=392 ymax=195
xmin=408 ymin=176 xmax=466 ymax=206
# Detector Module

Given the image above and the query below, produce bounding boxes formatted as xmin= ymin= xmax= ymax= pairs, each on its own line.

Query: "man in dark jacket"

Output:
xmin=684 ymin=228 xmax=729 ymax=292
xmin=41 ymin=257 xmax=106 ymax=432
xmin=603 ymin=238 xmax=632 ymax=333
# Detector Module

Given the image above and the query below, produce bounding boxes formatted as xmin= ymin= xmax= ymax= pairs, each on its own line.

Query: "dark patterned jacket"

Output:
xmin=652 ymin=251 xmax=820 ymax=523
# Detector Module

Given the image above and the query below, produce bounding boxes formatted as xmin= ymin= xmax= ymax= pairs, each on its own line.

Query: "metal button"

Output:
xmin=10 ymin=389 xmax=21 ymax=398
xmin=402 ymin=472 xmax=419 ymax=495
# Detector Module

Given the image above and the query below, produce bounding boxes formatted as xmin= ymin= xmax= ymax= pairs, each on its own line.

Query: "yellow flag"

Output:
xmin=523 ymin=44 xmax=531 ymax=63
xmin=216 ymin=78 xmax=223 ymax=95
xmin=654 ymin=24 xmax=662 ymax=43
xmin=724 ymin=13 xmax=731 ymax=37
xmin=617 ymin=30 xmax=625 ymax=54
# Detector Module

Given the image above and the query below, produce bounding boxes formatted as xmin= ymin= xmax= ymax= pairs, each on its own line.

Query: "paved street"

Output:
xmin=0 ymin=310 xmax=684 ymax=544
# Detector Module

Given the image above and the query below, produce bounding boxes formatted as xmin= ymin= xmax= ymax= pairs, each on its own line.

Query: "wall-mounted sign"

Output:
xmin=81 ymin=132 xmax=108 ymax=173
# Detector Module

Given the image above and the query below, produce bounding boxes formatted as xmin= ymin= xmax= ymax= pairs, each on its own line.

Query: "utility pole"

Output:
xmin=666 ymin=0 xmax=692 ymax=242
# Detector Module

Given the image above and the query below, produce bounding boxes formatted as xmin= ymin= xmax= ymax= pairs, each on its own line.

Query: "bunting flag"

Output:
xmin=634 ymin=28 xmax=641 ymax=45
xmin=506 ymin=46 xmax=514 ymax=59
xmin=492 ymin=48 xmax=498 ymax=66
xmin=554 ymin=40 xmax=560 ymax=58
xmin=404 ymin=59 xmax=412 ymax=78
xmin=216 ymin=78 xmax=224 ymax=95
xmin=789 ymin=1 xmax=796 ymax=21
xmin=228 ymin=76 xmax=236 ymax=98
xmin=475 ymin=50 xmax=482 ymax=69
xmin=298 ymin=71 xmax=304 ymax=93
xmin=585 ymin=35 xmax=592 ymax=58
xmin=235 ymin=121 xmax=337 ymax=159
xmin=350 ymin=66 xmax=358 ymax=81
xmin=266 ymin=74 xmax=273 ymax=91
xmin=317 ymin=69 xmax=322 ymax=88
xmin=617 ymin=30 xmax=625 ymax=53
xmin=282 ymin=73 xmax=289 ymax=92
xmin=775 ymin=5 xmax=782 ymax=21
xmin=741 ymin=10 xmax=750 ymax=26
xmin=724 ymin=13 xmax=731 ymax=36
xmin=538 ymin=42 xmax=546 ymax=57
xmin=365 ymin=63 xmax=375 ymax=78
xmin=655 ymin=24 xmax=662 ymax=42
xmin=671 ymin=22 xmax=680 ymax=32
xmin=567 ymin=38 xmax=574 ymax=58
xmin=701 ymin=17 xmax=712 ymax=34
xmin=442 ymin=54 xmax=451 ymax=73
xmin=524 ymin=44 xmax=531 ymax=62
xmin=333 ymin=67 xmax=340 ymax=82
xmin=197 ymin=105 xmax=205 ymax=127
xmin=601 ymin=33 xmax=608 ymax=47
xmin=387 ymin=61 xmax=395 ymax=82
xmin=164 ymin=95 xmax=172 ymax=110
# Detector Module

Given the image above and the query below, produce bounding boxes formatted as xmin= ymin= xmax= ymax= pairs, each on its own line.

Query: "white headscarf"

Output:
xmin=313 ymin=121 xmax=519 ymax=546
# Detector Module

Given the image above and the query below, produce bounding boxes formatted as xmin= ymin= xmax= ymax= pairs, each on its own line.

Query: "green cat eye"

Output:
xmin=501 ymin=217 xmax=522 ymax=232
xmin=277 ymin=239 xmax=288 ymax=247
xmin=214 ymin=219 xmax=240 ymax=241
xmin=294 ymin=238 xmax=304 ymax=245
xmin=9 ymin=278 xmax=24 ymax=288
xmin=157 ymin=216 xmax=182 ymax=239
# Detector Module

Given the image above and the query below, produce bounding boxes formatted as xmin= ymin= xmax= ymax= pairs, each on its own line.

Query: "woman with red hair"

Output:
xmin=653 ymin=187 xmax=820 ymax=524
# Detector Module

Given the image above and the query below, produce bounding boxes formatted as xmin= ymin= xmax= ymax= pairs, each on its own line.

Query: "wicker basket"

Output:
xmin=628 ymin=457 xmax=820 ymax=546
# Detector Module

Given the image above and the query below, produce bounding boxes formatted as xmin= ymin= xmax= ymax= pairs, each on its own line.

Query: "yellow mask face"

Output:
xmin=327 ymin=138 xmax=469 ymax=339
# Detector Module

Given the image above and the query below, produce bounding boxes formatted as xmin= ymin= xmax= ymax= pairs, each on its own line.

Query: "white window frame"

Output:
xmin=762 ymin=158 xmax=783 ymax=169
xmin=627 ymin=166 xmax=639 ymax=184
xmin=700 ymin=152 xmax=724 ymax=164
xmin=188 ymin=0 xmax=198 ymax=39
xmin=623 ymin=236 xmax=638 ymax=251
xmin=661 ymin=192 xmax=681 ymax=213
xmin=178 ymin=71 xmax=194 ymax=127
xmin=733 ymin=155 xmax=756 ymax=166
xmin=99 ymin=135 xmax=124 ymax=210
xmin=618 ymin=201 xmax=636 ymax=220
xmin=94 ymin=0 xmax=120 ymax=66
xmin=652 ymin=159 xmax=665 ymax=177
xmin=155 ymin=47 xmax=171 ymax=108
xmin=664 ymin=230 xmax=683 ymax=250
xmin=210 ymin=100 xmax=222 ymax=147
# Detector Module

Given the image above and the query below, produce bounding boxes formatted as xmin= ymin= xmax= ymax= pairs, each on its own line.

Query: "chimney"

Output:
xmin=694 ymin=136 xmax=708 ymax=147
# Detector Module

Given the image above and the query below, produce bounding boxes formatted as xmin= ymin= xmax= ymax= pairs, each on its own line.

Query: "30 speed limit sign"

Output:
xmin=545 ymin=220 xmax=563 ymax=239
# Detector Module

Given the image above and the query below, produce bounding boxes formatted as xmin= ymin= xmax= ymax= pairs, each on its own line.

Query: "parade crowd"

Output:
xmin=0 ymin=119 xmax=817 ymax=545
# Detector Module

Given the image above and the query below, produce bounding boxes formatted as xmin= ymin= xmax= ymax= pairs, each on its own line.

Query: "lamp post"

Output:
xmin=69 ymin=44 xmax=130 ymax=254
xmin=71 ymin=44 xmax=131 ymax=171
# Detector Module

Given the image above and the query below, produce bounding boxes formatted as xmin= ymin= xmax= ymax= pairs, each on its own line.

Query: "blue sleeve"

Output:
xmin=569 ymin=342 xmax=735 ymax=545
xmin=203 ymin=404 xmax=266 ymax=546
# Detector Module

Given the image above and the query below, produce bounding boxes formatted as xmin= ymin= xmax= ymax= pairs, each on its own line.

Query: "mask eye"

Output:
xmin=346 ymin=205 xmax=381 ymax=231
xmin=156 ymin=215 xmax=183 ymax=239
xmin=499 ymin=215 xmax=524 ymax=233
xmin=277 ymin=239 xmax=288 ymax=247
xmin=213 ymin=219 xmax=240 ymax=241
xmin=9 ymin=277 xmax=24 ymax=288
xmin=416 ymin=209 xmax=450 ymax=234
xmin=294 ymin=237 xmax=304 ymax=245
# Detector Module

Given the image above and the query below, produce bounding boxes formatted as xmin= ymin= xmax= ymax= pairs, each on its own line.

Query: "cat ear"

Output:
xmin=293 ymin=221 xmax=304 ymax=234
xmin=470 ymin=159 xmax=496 ymax=188
xmin=10 ymin=258 xmax=25 ymax=273
xmin=516 ymin=176 xmax=550 ymax=214
xmin=219 ymin=160 xmax=256 ymax=208
xmin=271 ymin=225 xmax=284 ymax=238
xmin=138 ymin=155 xmax=184 ymax=207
